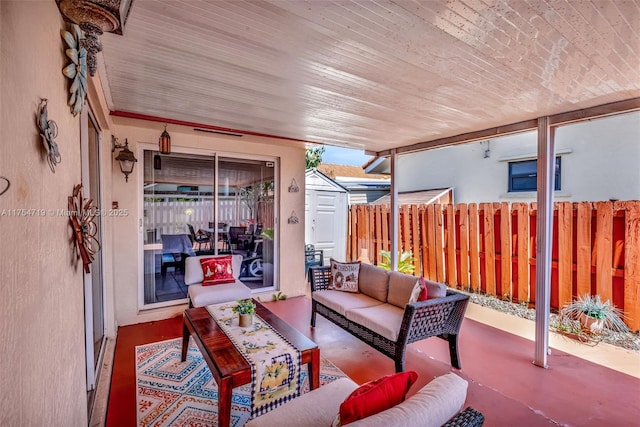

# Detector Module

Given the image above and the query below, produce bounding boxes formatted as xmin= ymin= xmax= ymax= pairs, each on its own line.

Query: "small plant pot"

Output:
xmin=238 ymin=314 xmax=253 ymax=328
xmin=578 ymin=312 xmax=604 ymax=334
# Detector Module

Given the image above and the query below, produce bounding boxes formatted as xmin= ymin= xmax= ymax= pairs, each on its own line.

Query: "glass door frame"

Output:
xmin=137 ymin=143 xmax=280 ymax=310
xmin=80 ymin=107 xmax=106 ymax=395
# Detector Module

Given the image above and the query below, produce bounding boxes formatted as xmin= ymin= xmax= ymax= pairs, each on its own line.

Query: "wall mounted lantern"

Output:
xmin=159 ymin=124 xmax=171 ymax=154
xmin=112 ymin=136 xmax=137 ymax=182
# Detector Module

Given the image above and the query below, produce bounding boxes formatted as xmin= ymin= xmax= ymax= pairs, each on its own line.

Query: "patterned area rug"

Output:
xmin=136 ymin=338 xmax=347 ymax=427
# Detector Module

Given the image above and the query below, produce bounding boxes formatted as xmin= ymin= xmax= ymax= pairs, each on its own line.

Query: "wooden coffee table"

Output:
xmin=181 ymin=300 xmax=320 ymax=427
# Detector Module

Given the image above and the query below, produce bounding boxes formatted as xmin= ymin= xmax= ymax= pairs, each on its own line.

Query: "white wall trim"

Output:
xmin=498 ymin=148 xmax=573 ymax=162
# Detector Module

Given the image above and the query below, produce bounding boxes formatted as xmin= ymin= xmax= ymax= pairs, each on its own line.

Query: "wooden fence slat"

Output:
xmin=576 ymin=202 xmax=592 ymax=298
xmin=373 ymin=205 xmax=382 ymax=265
xmin=516 ymin=203 xmax=530 ymax=303
xmin=411 ymin=205 xmax=420 ymax=274
xmin=468 ymin=204 xmax=480 ymax=291
xmin=458 ymin=204 xmax=470 ymax=289
xmin=401 ymin=205 xmax=410 ymax=255
xmin=557 ymin=202 xmax=573 ymax=308
xmin=426 ymin=205 xmax=437 ymax=280
xmin=595 ymin=202 xmax=614 ymax=302
xmin=381 ymin=205 xmax=389 ymax=254
xmin=446 ymin=205 xmax=457 ymax=286
xmin=420 ymin=207 xmax=429 ymax=276
xmin=500 ymin=202 xmax=512 ymax=299
xmin=483 ymin=203 xmax=497 ymax=295
xmin=434 ymin=204 xmax=445 ymax=283
xmin=623 ymin=201 xmax=640 ymax=331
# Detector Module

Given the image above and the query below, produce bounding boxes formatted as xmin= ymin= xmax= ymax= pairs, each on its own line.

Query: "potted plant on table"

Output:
xmin=560 ymin=294 xmax=628 ymax=335
xmin=232 ymin=298 xmax=256 ymax=327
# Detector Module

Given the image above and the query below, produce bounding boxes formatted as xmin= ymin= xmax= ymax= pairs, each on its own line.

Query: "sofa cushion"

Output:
xmin=388 ymin=272 xmax=447 ymax=308
xmin=357 ymin=263 xmax=389 ymax=302
xmin=347 ymin=373 xmax=468 ymax=427
xmin=184 ymin=254 xmax=242 ymax=285
xmin=336 ymin=371 xmax=418 ymax=425
xmin=188 ymin=280 xmax=251 ymax=307
xmin=200 ymin=255 xmax=235 ymax=286
xmin=330 ymin=259 xmax=361 ymax=292
xmin=345 ymin=304 xmax=404 ymax=341
xmin=313 ymin=290 xmax=383 ymax=316
xmin=244 ymin=378 xmax=358 ymax=427
xmin=387 ymin=272 xmax=421 ymax=308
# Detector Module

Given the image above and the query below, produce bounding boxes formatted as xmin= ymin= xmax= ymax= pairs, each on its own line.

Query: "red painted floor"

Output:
xmin=107 ymin=296 xmax=640 ymax=426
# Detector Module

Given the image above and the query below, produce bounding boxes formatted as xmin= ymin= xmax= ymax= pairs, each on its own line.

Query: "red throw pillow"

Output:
xmin=338 ymin=371 xmax=418 ymax=425
xmin=200 ymin=256 xmax=235 ymax=286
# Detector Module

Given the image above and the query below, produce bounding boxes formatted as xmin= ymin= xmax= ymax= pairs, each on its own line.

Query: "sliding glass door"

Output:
xmin=141 ymin=149 xmax=277 ymax=308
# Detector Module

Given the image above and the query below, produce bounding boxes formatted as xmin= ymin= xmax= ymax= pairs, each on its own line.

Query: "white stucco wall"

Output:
xmin=0 ymin=2 xmax=88 ymax=424
xmin=111 ymin=117 xmax=306 ymax=326
xmin=397 ymin=112 xmax=640 ymax=203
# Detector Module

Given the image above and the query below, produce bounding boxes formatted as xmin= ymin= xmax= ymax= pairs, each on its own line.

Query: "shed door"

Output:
xmin=306 ymin=189 xmax=347 ymax=263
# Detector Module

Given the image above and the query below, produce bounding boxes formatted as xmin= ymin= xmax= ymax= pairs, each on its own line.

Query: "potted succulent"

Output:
xmin=232 ymin=298 xmax=256 ymax=327
xmin=560 ymin=294 xmax=628 ymax=335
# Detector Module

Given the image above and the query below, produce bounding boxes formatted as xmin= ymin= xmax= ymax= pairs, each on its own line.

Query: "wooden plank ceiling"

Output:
xmin=101 ymin=0 xmax=640 ymax=154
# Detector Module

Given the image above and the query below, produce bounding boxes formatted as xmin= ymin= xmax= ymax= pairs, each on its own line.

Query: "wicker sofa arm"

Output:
xmin=309 ymin=265 xmax=332 ymax=292
xmin=400 ymin=290 xmax=470 ymax=344
xmin=442 ymin=406 xmax=485 ymax=426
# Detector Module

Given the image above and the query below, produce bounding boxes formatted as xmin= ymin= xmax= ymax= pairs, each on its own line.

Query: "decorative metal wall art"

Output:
xmin=68 ymin=184 xmax=101 ymax=273
xmin=37 ymin=99 xmax=62 ymax=172
xmin=288 ymin=211 xmax=299 ymax=224
xmin=61 ymin=25 xmax=88 ymax=116
xmin=56 ymin=0 xmax=134 ymax=76
xmin=288 ymin=178 xmax=299 ymax=193
xmin=0 ymin=177 xmax=10 ymax=196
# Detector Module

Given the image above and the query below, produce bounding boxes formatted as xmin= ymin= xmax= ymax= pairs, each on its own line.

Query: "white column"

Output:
xmin=390 ymin=149 xmax=399 ymax=271
xmin=534 ymin=116 xmax=555 ymax=368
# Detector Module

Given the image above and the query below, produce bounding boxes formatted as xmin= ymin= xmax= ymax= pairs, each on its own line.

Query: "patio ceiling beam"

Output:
xmin=371 ymin=98 xmax=640 ymax=158
xmin=533 ymin=116 xmax=555 ymax=369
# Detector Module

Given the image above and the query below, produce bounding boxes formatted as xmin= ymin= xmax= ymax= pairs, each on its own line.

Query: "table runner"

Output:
xmin=206 ymin=302 xmax=301 ymax=418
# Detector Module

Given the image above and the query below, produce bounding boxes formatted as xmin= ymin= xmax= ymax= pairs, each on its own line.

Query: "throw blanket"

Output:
xmin=206 ymin=302 xmax=301 ymax=418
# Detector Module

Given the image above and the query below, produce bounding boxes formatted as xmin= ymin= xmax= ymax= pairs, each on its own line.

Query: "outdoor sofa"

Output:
xmin=245 ymin=372 xmax=484 ymax=426
xmin=310 ymin=262 xmax=470 ymax=372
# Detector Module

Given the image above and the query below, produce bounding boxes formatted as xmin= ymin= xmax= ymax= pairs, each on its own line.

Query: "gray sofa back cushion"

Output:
xmin=357 ymin=263 xmax=390 ymax=302
xmin=387 ymin=271 xmax=419 ymax=308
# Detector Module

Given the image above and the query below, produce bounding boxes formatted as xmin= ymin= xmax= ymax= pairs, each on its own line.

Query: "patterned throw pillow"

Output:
xmin=332 ymin=371 xmax=418 ymax=426
xmin=408 ymin=277 xmax=429 ymax=303
xmin=330 ymin=259 xmax=361 ymax=293
xmin=200 ymin=256 xmax=235 ymax=286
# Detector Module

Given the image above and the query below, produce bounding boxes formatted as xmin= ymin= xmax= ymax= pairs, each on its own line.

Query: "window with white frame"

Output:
xmin=508 ymin=157 xmax=561 ymax=192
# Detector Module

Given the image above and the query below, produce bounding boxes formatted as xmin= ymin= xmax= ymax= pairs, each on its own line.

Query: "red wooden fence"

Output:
xmin=347 ymin=201 xmax=640 ymax=331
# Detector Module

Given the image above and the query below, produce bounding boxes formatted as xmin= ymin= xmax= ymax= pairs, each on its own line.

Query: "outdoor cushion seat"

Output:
xmin=312 ymin=289 xmax=384 ymax=317
xmin=184 ymin=254 xmax=251 ymax=307
xmin=345 ymin=303 xmax=404 ymax=342
xmin=245 ymin=372 xmax=484 ymax=427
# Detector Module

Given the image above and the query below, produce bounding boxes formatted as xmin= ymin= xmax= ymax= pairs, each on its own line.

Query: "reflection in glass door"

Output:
xmin=141 ymin=151 xmax=277 ymax=308
xmin=218 ymin=157 xmax=276 ymax=289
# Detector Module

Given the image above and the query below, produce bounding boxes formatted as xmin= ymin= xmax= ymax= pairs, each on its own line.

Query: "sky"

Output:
xmin=321 ymin=145 xmax=373 ymax=166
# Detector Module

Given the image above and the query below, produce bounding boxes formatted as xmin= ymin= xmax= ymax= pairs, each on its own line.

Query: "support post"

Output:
xmin=390 ymin=149 xmax=399 ymax=271
xmin=534 ymin=116 xmax=555 ymax=368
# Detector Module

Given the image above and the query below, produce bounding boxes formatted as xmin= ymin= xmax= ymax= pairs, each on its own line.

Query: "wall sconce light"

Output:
xmin=159 ymin=124 xmax=171 ymax=154
xmin=112 ymin=136 xmax=137 ymax=182
xmin=153 ymin=154 xmax=162 ymax=170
